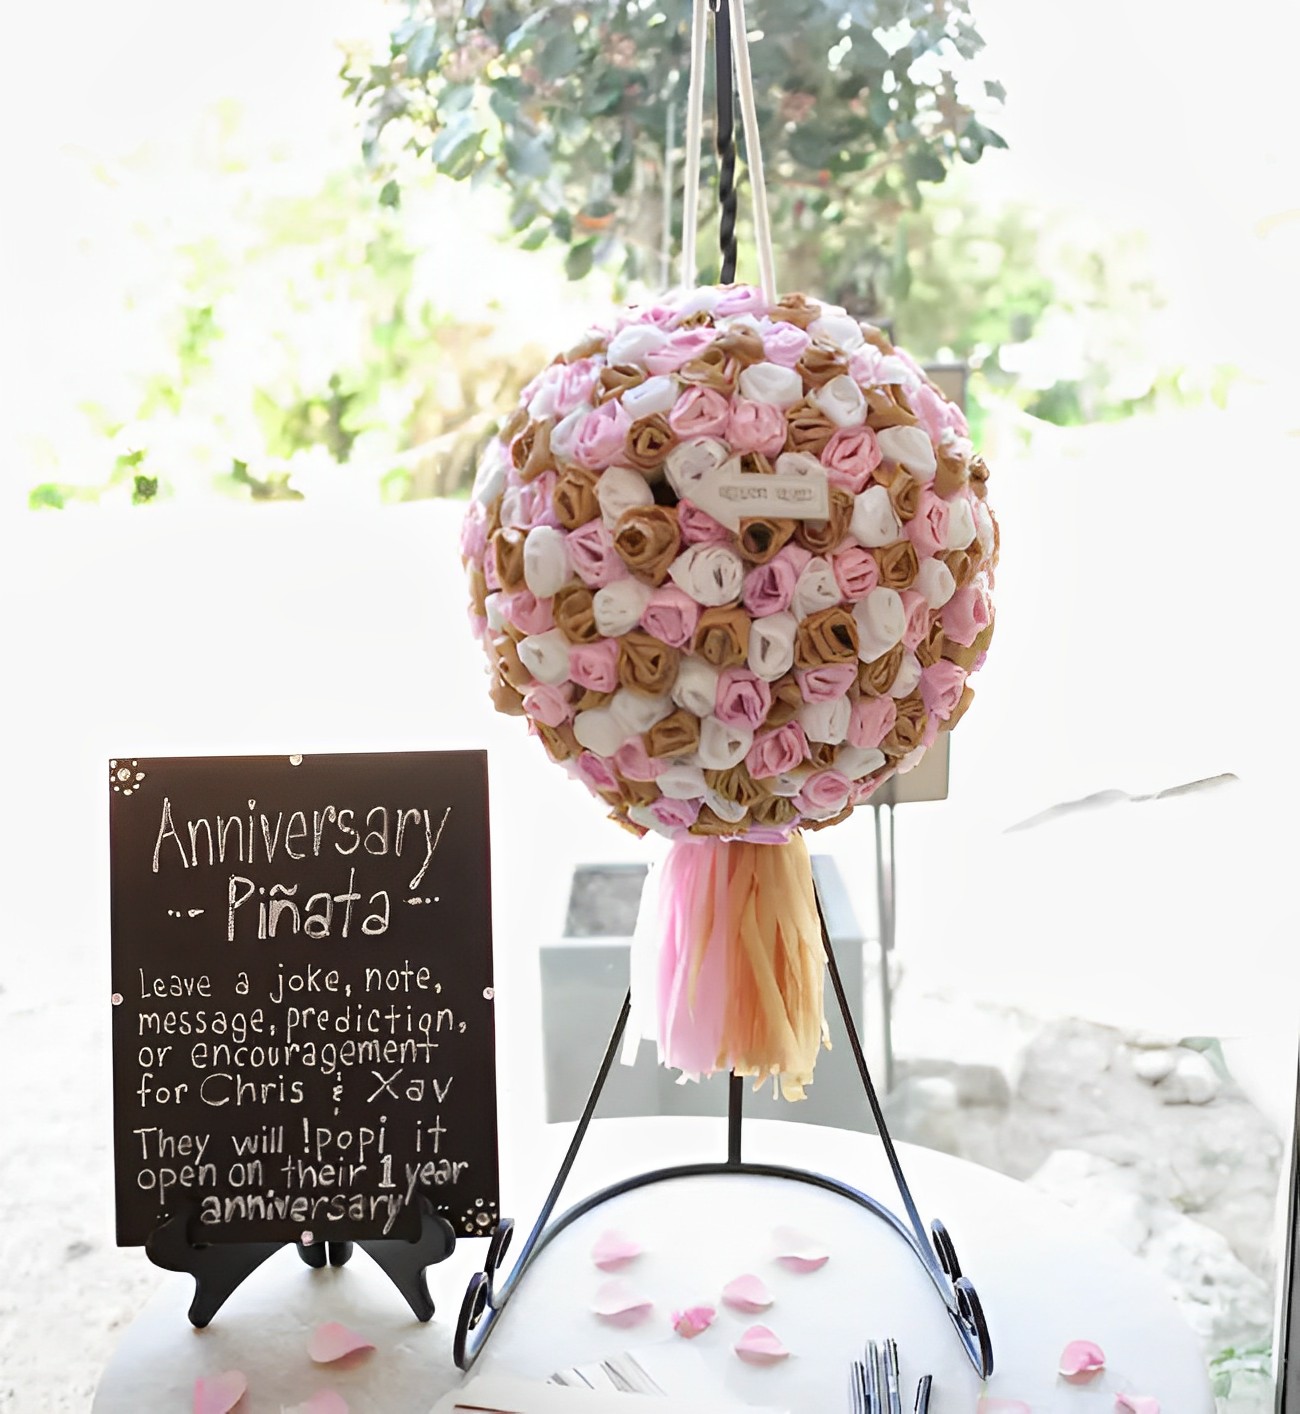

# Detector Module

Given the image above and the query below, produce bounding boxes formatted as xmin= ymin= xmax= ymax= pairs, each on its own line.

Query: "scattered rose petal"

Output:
xmin=671 ymin=1304 xmax=716 ymax=1338
xmin=591 ymin=1278 xmax=653 ymax=1326
xmin=307 ymin=1322 xmax=375 ymax=1364
xmin=283 ymin=1394 xmax=349 ymax=1414
xmin=1059 ymin=1339 xmax=1106 ymax=1381
xmin=977 ymin=1401 xmax=1030 ymax=1413
xmin=722 ymin=1273 xmax=775 ymax=1311
xmin=591 ymin=1229 xmax=642 ymax=1270
xmin=772 ymin=1225 xmax=829 ymax=1272
xmin=735 ymin=1324 xmax=790 ymax=1365
xmin=193 ymin=1370 xmax=247 ymax=1414
xmin=1115 ymin=1398 xmax=1160 ymax=1414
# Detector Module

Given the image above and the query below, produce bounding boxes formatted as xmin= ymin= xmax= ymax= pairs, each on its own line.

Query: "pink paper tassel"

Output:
xmin=655 ymin=838 xmax=728 ymax=1075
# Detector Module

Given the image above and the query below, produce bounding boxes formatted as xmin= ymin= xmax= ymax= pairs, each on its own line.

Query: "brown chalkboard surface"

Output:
xmin=109 ymin=751 xmax=498 ymax=1248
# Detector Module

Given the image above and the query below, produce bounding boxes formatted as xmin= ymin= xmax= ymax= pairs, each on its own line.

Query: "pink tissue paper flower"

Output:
xmin=919 ymin=661 xmax=967 ymax=722
xmin=522 ymin=683 xmax=572 ymax=728
xmin=847 ymin=695 xmax=897 ymax=750
xmin=642 ymin=586 xmax=701 ymax=648
xmin=761 ymin=322 xmax=812 ymax=367
xmin=795 ymin=663 xmax=857 ymax=704
xmin=572 ymin=751 xmax=618 ymax=794
xmin=905 ymin=490 xmax=951 ymax=560
xmin=715 ymin=668 xmax=772 ymax=731
xmin=502 ymin=590 xmax=555 ymax=637
xmin=831 ymin=543 xmax=879 ymax=601
xmin=746 ymin=722 xmax=810 ymax=779
xmin=941 ymin=584 xmax=990 ymax=646
xmin=727 ymin=398 xmax=788 ymax=456
xmin=821 ymin=426 xmax=882 ymax=494
xmin=669 ymin=385 xmax=731 ymax=439
xmin=568 ymin=638 xmax=620 ymax=693
xmin=678 ymin=499 xmax=732 ymax=545
xmin=566 ymin=520 xmax=626 ymax=589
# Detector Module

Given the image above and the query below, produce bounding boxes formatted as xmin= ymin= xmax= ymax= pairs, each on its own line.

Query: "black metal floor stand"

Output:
xmin=453 ymin=890 xmax=993 ymax=1376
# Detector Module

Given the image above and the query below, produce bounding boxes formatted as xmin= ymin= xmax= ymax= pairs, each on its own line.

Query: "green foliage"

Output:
xmin=1209 ymin=1340 xmax=1272 ymax=1399
xmin=24 ymin=126 xmax=546 ymax=507
xmin=342 ymin=0 xmax=1006 ymax=305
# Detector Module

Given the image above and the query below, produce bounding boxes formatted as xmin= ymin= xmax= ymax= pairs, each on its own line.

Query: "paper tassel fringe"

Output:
xmin=651 ymin=835 xmax=828 ymax=1100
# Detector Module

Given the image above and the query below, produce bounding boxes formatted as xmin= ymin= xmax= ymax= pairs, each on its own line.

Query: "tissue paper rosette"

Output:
xmin=461 ymin=286 xmax=997 ymax=1099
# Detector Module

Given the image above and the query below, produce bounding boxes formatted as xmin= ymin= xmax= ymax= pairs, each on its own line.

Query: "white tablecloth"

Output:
xmin=94 ymin=1117 xmax=1215 ymax=1412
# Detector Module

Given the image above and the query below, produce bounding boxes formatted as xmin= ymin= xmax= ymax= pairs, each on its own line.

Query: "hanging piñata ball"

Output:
xmin=460 ymin=286 xmax=997 ymax=842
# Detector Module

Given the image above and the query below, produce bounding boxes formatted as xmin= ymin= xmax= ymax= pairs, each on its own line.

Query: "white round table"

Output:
xmin=94 ymin=1117 xmax=1215 ymax=1412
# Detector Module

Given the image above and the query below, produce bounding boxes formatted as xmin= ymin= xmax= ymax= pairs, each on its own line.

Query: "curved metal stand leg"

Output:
xmin=455 ymin=891 xmax=994 ymax=1378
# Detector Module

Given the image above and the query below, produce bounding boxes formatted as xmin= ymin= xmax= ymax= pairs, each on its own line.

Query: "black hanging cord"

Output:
xmin=709 ymin=0 xmax=739 ymax=283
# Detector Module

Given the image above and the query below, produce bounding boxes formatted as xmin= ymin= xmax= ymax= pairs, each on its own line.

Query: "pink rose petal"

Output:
xmin=772 ymin=1225 xmax=829 ymax=1271
xmin=307 ymin=1322 xmax=375 ymax=1364
xmin=193 ymin=1370 xmax=247 ymax=1414
xmin=1059 ymin=1339 xmax=1106 ymax=1381
xmin=977 ymin=1401 xmax=1031 ymax=1413
xmin=671 ymin=1304 xmax=716 ymax=1338
xmin=591 ymin=1229 xmax=642 ymax=1271
xmin=722 ymin=1273 xmax=774 ymax=1312
xmin=734 ymin=1324 xmax=790 ymax=1365
xmin=1115 ymin=1398 xmax=1160 ymax=1414
xmin=283 ymin=1394 xmax=349 ymax=1414
xmin=592 ymin=1278 xmax=653 ymax=1326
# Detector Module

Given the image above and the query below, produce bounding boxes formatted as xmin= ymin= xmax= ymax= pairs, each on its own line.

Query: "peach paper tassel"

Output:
xmin=655 ymin=836 xmax=828 ymax=1099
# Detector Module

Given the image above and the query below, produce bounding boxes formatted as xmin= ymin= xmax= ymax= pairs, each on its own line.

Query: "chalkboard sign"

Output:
xmin=109 ymin=751 xmax=498 ymax=1249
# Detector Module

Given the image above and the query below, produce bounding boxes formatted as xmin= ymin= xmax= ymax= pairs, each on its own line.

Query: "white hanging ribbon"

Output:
xmin=679 ymin=0 xmax=709 ymax=291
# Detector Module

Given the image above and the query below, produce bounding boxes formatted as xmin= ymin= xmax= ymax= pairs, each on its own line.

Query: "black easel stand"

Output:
xmin=453 ymin=893 xmax=994 ymax=1377
xmin=146 ymin=1193 xmax=455 ymax=1327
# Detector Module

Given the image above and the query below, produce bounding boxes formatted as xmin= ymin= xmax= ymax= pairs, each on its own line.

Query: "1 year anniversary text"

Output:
xmin=109 ymin=753 xmax=498 ymax=1247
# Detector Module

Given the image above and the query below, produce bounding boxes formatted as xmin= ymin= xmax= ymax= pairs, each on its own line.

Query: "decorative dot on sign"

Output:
xmin=115 ymin=766 xmax=132 ymax=782
xmin=111 ymin=993 xmax=123 ymax=1006
xmin=300 ymin=1230 xmax=314 ymax=1245
xmin=289 ymin=754 xmax=303 ymax=766
xmin=483 ymin=987 xmax=494 ymax=1000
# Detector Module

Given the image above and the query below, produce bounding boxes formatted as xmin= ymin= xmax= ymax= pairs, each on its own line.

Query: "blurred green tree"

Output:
xmin=341 ymin=0 xmax=1006 ymax=311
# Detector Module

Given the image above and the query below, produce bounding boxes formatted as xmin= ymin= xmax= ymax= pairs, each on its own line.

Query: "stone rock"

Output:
xmin=1131 ymin=1047 xmax=1178 ymax=1083
xmin=1159 ymin=1050 xmax=1221 ymax=1106
xmin=1028 ymin=1147 xmax=1274 ymax=1354
xmin=883 ymin=1076 xmax=961 ymax=1155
